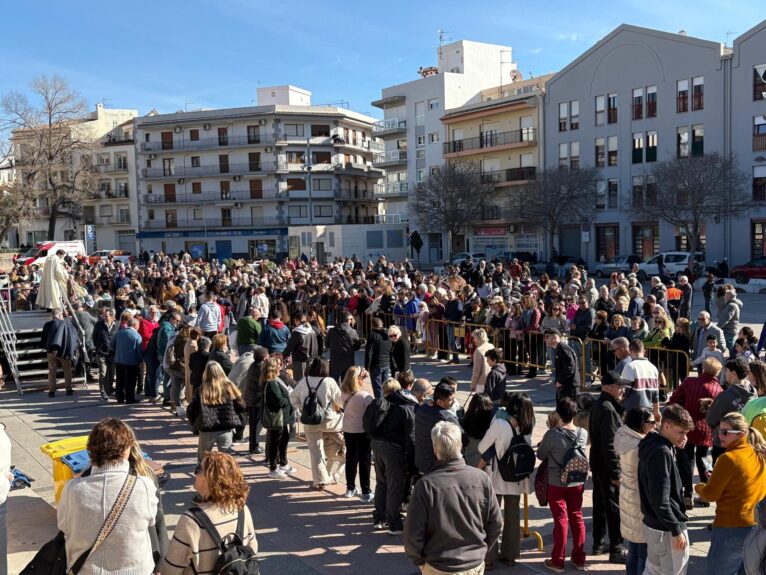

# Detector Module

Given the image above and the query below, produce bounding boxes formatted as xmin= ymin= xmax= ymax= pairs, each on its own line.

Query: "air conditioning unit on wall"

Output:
xmin=203 ymin=123 xmax=211 ymax=130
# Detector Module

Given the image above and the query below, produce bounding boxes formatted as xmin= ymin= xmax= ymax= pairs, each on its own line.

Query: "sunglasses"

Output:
xmin=718 ymin=429 xmax=745 ymax=436
xmin=646 ymin=419 xmax=656 ymax=425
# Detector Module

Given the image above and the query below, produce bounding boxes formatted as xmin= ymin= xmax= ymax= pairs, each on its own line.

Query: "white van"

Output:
xmin=18 ymin=241 xmax=87 ymax=268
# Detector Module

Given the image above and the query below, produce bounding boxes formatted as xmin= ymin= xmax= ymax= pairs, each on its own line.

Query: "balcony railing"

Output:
xmin=335 ymin=215 xmax=376 ymax=225
xmin=103 ymin=134 xmax=134 ymax=146
xmin=95 ymin=163 xmax=129 ymax=173
xmin=373 ymin=150 xmax=408 ymax=166
xmin=376 ymin=182 xmax=409 ymax=196
xmin=334 ymin=187 xmax=375 ymax=201
xmin=330 ymin=135 xmax=384 ymax=153
xmin=754 ymin=133 xmax=766 ymax=151
xmin=443 ymin=128 xmax=536 ymax=155
xmin=143 ymin=216 xmax=285 ymax=229
xmin=140 ymin=134 xmax=276 ymax=153
xmin=374 ymin=213 xmax=404 ymax=224
xmin=373 ymin=117 xmax=406 ymax=133
xmin=100 ymin=216 xmax=132 ymax=225
xmin=332 ymin=162 xmax=381 ymax=175
xmin=142 ymin=161 xmax=276 ymax=179
xmin=480 ymin=166 xmax=537 ymax=185
xmin=142 ymin=189 xmax=279 ymax=204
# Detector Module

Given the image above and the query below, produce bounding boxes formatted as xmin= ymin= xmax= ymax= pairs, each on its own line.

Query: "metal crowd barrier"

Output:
xmin=645 ymin=346 xmax=691 ymax=392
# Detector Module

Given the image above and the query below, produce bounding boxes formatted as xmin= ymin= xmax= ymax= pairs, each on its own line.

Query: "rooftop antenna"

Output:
xmin=499 ymin=49 xmax=512 ymax=98
xmin=101 ymin=98 xmax=112 ymax=107
xmin=184 ymin=102 xmax=193 ymax=112
xmin=437 ymin=29 xmax=453 ymax=65
xmin=725 ymin=31 xmax=736 ymax=47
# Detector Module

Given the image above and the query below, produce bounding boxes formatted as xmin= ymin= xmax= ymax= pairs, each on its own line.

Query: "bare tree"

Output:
xmin=412 ymin=161 xmax=494 ymax=256
xmin=516 ymin=165 xmax=600 ymax=258
xmin=0 ymin=75 xmax=95 ymax=241
xmin=638 ymin=152 xmax=749 ymax=267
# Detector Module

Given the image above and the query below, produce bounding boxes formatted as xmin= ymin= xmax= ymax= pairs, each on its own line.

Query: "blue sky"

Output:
xmin=3 ymin=0 xmax=763 ymax=119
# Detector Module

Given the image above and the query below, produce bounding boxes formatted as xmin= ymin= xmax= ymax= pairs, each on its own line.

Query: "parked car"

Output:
xmin=496 ymin=251 xmax=539 ymax=265
xmin=451 ymin=252 xmax=485 ymax=266
xmin=87 ymin=249 xmax=135 ymax=266
xmin=594 ymin=256 xmax=631 ymax=277
xmin=530 ymin=255 xmax=587 ymax=277
xmin=730 ymin=256 xmax=766 ymax=283
xmin=637 ymin=251 xmax=706 ymax=281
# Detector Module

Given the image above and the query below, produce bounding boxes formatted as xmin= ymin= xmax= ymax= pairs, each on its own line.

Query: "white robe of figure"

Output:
xmin=37 ymin=255 xmax=69 ymax=310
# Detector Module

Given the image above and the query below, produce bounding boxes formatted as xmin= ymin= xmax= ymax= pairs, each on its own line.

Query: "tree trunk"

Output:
xmin=548 ymin=227 xmax=556 ymax=262
xmin=47 ymin=204 xmax=58 ymax=240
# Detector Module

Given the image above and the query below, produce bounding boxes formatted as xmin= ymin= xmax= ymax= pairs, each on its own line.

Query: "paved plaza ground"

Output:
xmin=5 ymin=291 xmax=764 ymax=574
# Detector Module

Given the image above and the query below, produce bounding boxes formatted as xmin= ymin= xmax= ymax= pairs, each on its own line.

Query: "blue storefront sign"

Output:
xmin=136 ymin=228 xmax=288 ymax=239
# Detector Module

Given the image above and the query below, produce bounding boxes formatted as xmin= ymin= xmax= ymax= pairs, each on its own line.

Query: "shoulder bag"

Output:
xmin=21 ymin=473 xmax=137 ymax=575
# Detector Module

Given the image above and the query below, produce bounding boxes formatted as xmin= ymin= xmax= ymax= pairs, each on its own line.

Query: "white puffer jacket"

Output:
xmin=613 ymin=425 xmax=645 ymax=543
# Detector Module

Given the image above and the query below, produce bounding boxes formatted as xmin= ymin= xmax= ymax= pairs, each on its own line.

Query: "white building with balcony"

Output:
xmin=372 ymin=40 xmax=517 ymax=262
xmin=12 ymin=103 xmax=138 ymax=249
xmin=134 ymin=86 xmax=383 ymax=260
xmin=82 ymin=118 xmax=140 ymax=252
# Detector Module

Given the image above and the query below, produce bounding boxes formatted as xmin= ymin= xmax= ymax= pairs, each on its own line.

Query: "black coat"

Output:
xmin=187 ymin=395 xmax=245 ymax=432
xmin=365 ymin=328 xmax=392 ymax=370
xmin=188 ymin=350 xmax=209 ymax=390
xmin=326 ymin=322 xmax=361 ymax=380
xmin=588 ymin=391 xmax=624 ymax=481
xmin=93 ymin=319 xmax=117 ymax=358
xmin=42 ymin=318 xmax=80 ymax=362
xmin=390 ymin=336 xmax=411 ymax=375
xmin=484 ymin=363 xmax=507 ymax=403
xmin=209 ymin=348 xmax=233 ymax=375
xmin=638 ymin=431 xmax=687 ymax=535
xmin=244 ymin=359 xmax=263 ymax=408
xmin=554 ymin=342 xmax=581 ymax=396
xmin=369 ymin=390 xmax=417 ymax=453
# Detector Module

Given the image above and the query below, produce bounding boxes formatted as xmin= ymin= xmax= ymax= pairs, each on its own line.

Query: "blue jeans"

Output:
xmin=707 ymin=526 xmax=752 ymax=575
xmin=370 ymin=367 xmax=390 ymax=399
xmin=625 ymin=540 xmax=647 ymax=575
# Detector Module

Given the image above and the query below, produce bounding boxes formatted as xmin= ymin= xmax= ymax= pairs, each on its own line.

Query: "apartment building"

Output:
xmin=441 ymin=75 xmax=553 ymax=257
xmin=544 ymin=22 xmax=766 ymax=268
xmin=12 ymin=103 xmax=138 ymax=248
xmin=372 ymin=40 xmax=517 ymax=262
xmin=731 ymin=20 xmax=766 ymax=262
xmin=82 ymin=118 xmax=140 ymax=252
xmin=134 ymin=86 xmax=383 ymax=260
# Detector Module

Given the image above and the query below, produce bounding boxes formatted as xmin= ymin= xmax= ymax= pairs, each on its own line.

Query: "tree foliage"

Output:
xmin=639 ymin=152 xmax=749 ymax=259
xmin=412 ymin=161 xmax=493 ymax=245
xmin=0 ymin=75 xmax=95 ymax=241
xmin=515 ymin=165 xmax=600 ymax=255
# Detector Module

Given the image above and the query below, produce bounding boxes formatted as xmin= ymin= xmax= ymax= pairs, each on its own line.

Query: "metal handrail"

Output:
xmin=0 ymin=287 xmax=21 ymax=395
xmin=60 ymin=294 xmax=90 ymax=389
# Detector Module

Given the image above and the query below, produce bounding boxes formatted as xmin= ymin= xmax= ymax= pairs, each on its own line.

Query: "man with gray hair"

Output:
xmin=691 ymin=311 xmax=725 ymax=361
xmin=717 ymin=290 xmax=743 ymax=354
xmin=677 ymin=275 xmax=693 ymax=319
xmin=404 ymin=421 xmax=502 ymax=575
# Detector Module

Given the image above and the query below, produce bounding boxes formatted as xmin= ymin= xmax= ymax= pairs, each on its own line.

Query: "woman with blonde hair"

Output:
xmin=695 ymin=412 xmax=766 ymax=574
xmin=186 ymin=362 xmax=245 ymax=461
xmin=163 ymin=452 xmax=257 ymax=575
xmin=261 ymin=357 xmax=294 ymax=478
xmin=340 ymin=366 xmax=374 ymax=500
xmin=470 ymin=328 xmax=495 ymax=393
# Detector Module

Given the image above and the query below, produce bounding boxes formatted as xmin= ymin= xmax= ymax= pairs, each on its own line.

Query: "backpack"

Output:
xmin=556 ymin=428 xmax=589 ymax=485
xmin=496 ymin=424 xmax=536 ymax=482
xmin=20 ymin=532 xmax=68 ymax=575
xmin=189 ymin=507 xmax=259 ymax=575
xmin=300 ymin=378 xmax=325 ymax=425
xmin=363 ymin=397 xmax=390 ymax=435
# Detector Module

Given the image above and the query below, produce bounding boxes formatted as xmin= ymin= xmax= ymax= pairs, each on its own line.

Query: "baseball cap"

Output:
xmin=601 ymin=371 xmax=626 ymax=387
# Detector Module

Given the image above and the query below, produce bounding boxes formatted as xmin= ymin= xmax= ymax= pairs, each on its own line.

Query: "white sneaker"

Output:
xmin=268 ymin=469 xmax=287 ymax=479
xmin=344 ymin=489 xmax=358 ymax=498
xmin=278 ymin=465 xmax=296 ymax=474
xmin=359 ymin=492 xmax=374 ymax=502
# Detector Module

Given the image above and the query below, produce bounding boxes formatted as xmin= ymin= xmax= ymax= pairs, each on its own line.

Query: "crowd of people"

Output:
xmin=4 ymin=249 xmax=766 ymax=575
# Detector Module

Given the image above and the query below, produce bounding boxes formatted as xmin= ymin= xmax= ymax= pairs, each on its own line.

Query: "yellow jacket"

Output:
xmin=695 ymin=437 xmax=766 ymax=527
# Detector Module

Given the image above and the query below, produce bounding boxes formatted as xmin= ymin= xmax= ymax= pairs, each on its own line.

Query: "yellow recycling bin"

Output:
xmin=40 ymin=436 xmax=89 ymax=505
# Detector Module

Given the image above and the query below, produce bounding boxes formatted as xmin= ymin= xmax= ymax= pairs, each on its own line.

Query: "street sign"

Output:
xmin=86 ymin=225 xmax=95 ymax=240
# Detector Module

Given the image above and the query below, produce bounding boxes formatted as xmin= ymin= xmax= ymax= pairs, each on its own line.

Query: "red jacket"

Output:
xmin=137 ymin=318 xmax=158 ymax=351
xmin=669 ymin=373 xmax=723 ymax=446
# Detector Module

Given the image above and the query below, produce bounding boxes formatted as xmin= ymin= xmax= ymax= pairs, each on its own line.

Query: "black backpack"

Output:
xmin=362 ymin=397 xmax=390 ymax=435
xmin=20 ymin=532 xmax=68 ymax=575
xmin=189 ymin=507 xmax=259 ymax=575
xmin=299 ymin=378 xmax=324 ymax=425
xmin=556 ymin=428 xmax=589 ymax=485
xmin=496 ymin=424 xmax=536 ymax=482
